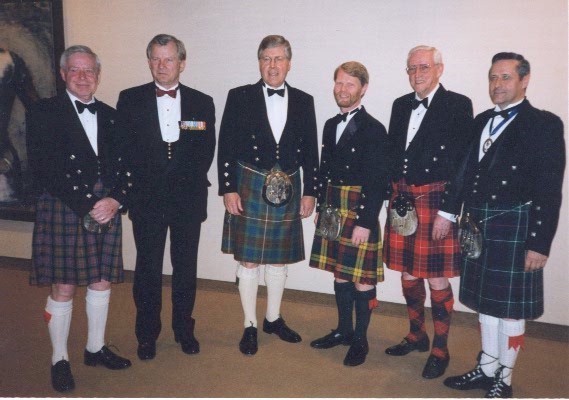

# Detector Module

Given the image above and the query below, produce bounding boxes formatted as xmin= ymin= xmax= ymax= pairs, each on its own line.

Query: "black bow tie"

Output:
xmin=75 ymin=100 xmax=97 ymax=114
xmin=156 ymin=86 xmax=177 ymax=98
xmin=337 ymin=108 xmax=360 ymax=123
xmin=267 ymin=88 xmax=285 ymax=97
xmin=491 ymin=106 xmax=518 ymax=119
xmin=412 ymin=98 xmax=428 ymax=110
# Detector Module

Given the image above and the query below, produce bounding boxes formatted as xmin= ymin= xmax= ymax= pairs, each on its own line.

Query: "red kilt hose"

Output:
xmin=31 ymin=181 xmax=123 ymax=286
xmin=310 ymin=185 xmax=383 ymax=285
xmin=384 ymin=180 xmax=461 ymax=278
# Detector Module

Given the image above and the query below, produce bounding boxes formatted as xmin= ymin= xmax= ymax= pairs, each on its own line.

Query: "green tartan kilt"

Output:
xmin=221 ymin=162 xmax=304 ymax=264
xmin=309 ymin=185 xmax=383 ymax=285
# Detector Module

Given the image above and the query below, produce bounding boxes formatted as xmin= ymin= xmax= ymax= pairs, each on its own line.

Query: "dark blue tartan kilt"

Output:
xmin=221 ymin=162 xmax=304 ymax=264
xmin=459 ymin=202 xmax=543 ymax=319
xmin=309 ymin=185 xmax=383 ymax=285
xmin=30 ymin=181 xmax=124 ymax=286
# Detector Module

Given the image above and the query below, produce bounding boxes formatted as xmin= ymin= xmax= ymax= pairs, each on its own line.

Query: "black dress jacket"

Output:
xmin=217 ymin=79 xmax=318 ymax=196
xmin=441 ymin=99 xmax=565 ymax=256
xmin=26 ymin=94 xmax=132 ymax=217
xmin=388 ymin=84 xmax=474 ymax=186
xmin=116 ymin=82 xmax=216 ymax=222
xmin=317 ymin=106 xmax=392 ymax=230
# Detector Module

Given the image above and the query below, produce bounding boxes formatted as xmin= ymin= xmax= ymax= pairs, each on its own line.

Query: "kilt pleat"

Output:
xmin=383 ymin=180 xmax=460 ymax=278
xmin=310 ymin=185 xmax=383 ymax=285
xmin=459 ymin=202 xmax=543 ymax=319
xmin=222 ymin=162 xmax=304 ymax=264
xmin=30 ymin=181 xmax=123 ymax=286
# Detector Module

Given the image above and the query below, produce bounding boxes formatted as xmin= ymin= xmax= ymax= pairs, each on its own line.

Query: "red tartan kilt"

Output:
xmin=383 ymin=180 xmax=460 ymax=278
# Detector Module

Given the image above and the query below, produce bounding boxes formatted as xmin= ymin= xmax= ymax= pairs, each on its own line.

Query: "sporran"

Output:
xmin=82 ymin=213 xmax=113 ymax=234
xmin=315 ymin=205 xmax=342 ymax=241
xmin=458 ymin=213 xmax=483 ymax=259
xmin=389 ymin=193 xmax=418 ymax=236
xmin=262 ymin=169 xmax=293 ymax=207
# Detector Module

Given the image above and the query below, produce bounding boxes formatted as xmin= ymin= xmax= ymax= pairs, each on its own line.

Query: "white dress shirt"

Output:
xmin=262 ymin=83 xmax=288 ymax=143
xmin=336 ymin=106 xmax=361 ymax=143
xmin=68 ymin=91 xmax=98 ymax=155
xmin=478 ymin=98 xmax=523 ymax=161
xmin=156 ymin=83 xmax=181 ymax=143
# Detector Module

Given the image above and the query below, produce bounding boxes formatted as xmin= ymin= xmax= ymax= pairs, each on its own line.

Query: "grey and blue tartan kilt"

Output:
xmin=459 ymin=202 xmax=543 ymax=319
xmin=221 ymin=162 xmax=304 ymax=264
xmin=30 ymin=181 xmax=123 ymax=286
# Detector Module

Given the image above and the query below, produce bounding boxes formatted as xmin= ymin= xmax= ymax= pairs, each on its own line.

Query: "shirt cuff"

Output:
xmin=437 ymin=210 xmax=457 ymax=223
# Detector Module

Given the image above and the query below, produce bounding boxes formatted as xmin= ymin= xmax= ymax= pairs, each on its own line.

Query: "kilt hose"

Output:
xmin=222 ymin=162 xmax=304 ymax=264
xmin=460 ymin=202 xmax=543 ymax=319
xmin=30 ymin=180 xmax=123 ymax=286
xmin=310 ymin=185 xmax=383 ymax=285
xmin=383 ymin=180 xmax=460 ymax=278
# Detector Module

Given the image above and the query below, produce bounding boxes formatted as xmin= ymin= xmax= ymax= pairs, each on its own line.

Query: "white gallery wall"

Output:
xmin=0 ymin=0 xmax=567 ymax=325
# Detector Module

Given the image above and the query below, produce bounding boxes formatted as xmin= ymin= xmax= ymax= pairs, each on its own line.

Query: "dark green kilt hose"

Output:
xmin=309 ymin=185 xmax=383 ymax=285
xmin=459 ymin=202 xmax=543 ymax=319
xmin=221 ymin=162 xmax=304 ymax=264
xmin=30 ymin=180 xmax=124 ymax=286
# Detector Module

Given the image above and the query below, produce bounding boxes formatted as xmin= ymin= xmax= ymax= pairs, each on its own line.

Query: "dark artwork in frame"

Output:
xmin=0 ymin=0 xmax=64 ymax=221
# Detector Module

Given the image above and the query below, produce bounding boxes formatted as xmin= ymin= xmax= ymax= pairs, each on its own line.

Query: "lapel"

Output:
xmin=405 ymin=85 xmax=447 ymax=155
xmin=143 ymin=83 xmax=162 ymax=143
xmin=336 ymin=106 xmax=366 ymax=150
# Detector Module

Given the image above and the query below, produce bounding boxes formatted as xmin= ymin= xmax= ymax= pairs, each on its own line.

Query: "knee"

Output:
xmin=51 ymin=284 xmax=76 ymax=301
xmin=88 ymin=280 xmax=111 ymax=292
xmin=427 ymin=277 xmax=449 ymax=290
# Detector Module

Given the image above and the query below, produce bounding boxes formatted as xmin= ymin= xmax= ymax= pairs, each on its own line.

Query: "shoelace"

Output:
xmin=486 ymin=379 xmax=508 ymax=398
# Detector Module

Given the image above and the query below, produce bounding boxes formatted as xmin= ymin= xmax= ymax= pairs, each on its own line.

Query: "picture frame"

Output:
xmin=0 ymin=0 xmax=64 ymax=222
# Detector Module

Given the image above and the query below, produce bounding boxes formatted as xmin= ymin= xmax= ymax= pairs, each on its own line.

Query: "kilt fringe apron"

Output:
xmin=383 ymin=180 xmax=460 ymax=278
xmin=310 ymin=185 xmax=383 ymax=285
xmin=30 ymin=180 xmax=124 ymax=286
xmin=222 ymin=162 xmax=304 ymax=264
xmin=459 ymin=202 xmax=543 ymax=319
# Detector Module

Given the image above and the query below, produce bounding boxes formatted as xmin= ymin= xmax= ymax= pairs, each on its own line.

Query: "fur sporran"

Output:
xmin=389 ymin=193 xmax=418 ymax=236
xmin=458 ymin=213 xmax=483 ymax=259
xmin=315 ymin=205 xmax=342 ymax=241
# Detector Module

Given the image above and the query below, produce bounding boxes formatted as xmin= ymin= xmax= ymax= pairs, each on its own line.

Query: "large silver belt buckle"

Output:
xmin=262 ymin=169 xmax=293 ymax=207
xmin=82 ymin=214 xmax=113 ymax=234
xmin=316 ymin=204 xmax=342 ymax=241
xmin=389 ymin=193 xmax=418 ymax=236
xmin=458 ymin=213 xmax=483 ymax=259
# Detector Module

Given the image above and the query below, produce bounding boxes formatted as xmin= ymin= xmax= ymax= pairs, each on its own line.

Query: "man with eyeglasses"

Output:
xmin=383 ymin=45 xmax=473 ymax=379
xmin=442 ymin=52 xmax=565 ymax=398
xmin=218 ymin=34 xmax=318 ymax=356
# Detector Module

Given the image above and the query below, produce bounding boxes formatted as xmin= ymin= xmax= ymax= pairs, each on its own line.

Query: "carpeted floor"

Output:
xmin=0 ymin=257 xmax=567 ymax=398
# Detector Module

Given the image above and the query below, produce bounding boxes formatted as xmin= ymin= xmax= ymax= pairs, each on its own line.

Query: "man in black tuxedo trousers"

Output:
xmin=383 ymin=45 xmax=474 ymax=379
xmin=218 ymin=35 xmax=318 ymax=356
xmin=27 ymin=45 xmax=132 ymax=393
xmin=117 ymin=34 xmax=216 ymax=361
xmin=443 ymin=52 xmax=565 ymax=398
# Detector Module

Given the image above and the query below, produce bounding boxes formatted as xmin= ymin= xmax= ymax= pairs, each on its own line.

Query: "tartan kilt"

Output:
xmin=30 ymin=181 xmax=123 ymax=286
xmin=221 ymin=162 xmax=304 ymax=264
xmin=459 ymin=202 xmax=543 ymax=319
xmin=383 ymin=180 xmax=460 ymax=278
xmin=309 ymin=185 xmax=383 ymax=285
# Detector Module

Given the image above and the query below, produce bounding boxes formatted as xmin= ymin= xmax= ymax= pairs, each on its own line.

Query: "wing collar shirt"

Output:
xmin=69 ymin=90 xmax=98 ymax=155
xmin=405 ymin=83 xmax=440 ymax=150
xmin=478 ymin=98 xmax=523 ymax=161
xmin=336 ymin=106 xmax=361 ymax=143
xmin=156 ymin=83 xmax=181 ymax=143
xmin=263 ymin=82 xmax=288 ymax=143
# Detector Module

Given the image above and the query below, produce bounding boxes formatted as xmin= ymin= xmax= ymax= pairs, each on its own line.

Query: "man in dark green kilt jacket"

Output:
xmin=218 ymin=35 xmax=318 ymax=356
xmin=309 ymin=61 xmax=392 ymax=367
xmin=27 ymin=45 xmax=132 ymax=393
xmin=442 ymin=52 xmax=566 ymax=398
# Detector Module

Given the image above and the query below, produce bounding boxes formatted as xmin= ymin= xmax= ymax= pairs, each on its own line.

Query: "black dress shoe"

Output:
xmin=137 ymin=341 xmax=156 ymax=360
xmin=485 ymin=367 xmax=513 ymax=398
xmin=422 ymin=354 xmax=450 ymax=379
xmin=444 ymin=366 xmax=494 ymax=391
xmin=239 ymin=326 xmax=258 ymax=355
xmin=310 ymin=329 xmax=353 ymax=349
xmin=343 ymin=337 xmax=369 ymax=367
xmin=262 ymin=317 xmax=302 ymax=343
xmin=385 ymin=335 xmax=430 ymax=356
xmin=51 ymin=360 xmax=75 ymax=392
xmin=176 ymin=317 xmax=200 ymax=355
xmin=84 ymin=346 xmax=132 ymax=370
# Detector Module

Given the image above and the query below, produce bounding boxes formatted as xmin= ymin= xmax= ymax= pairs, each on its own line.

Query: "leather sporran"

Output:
xmin=389 ymin=193 xmax=418 ymax=236
xmin=315 ymin=205 xmax=342 ymax=241
xmin=458 ymin=213 xmax=483 ymax=259
xmin=262 ymin=169 xmax=293 ymax=207
xmin=82 ymin=214 xmax=113 ymax=234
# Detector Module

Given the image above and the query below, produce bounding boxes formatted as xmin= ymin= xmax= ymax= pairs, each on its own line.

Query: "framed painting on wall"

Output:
xmin=0 ymin=0 xmax=64 ymax=221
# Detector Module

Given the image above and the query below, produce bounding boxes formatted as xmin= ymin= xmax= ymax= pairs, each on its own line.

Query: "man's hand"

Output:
xmin=223 ymin=192 xmax=243 ymax=215
xmin=525 ymin=250 xmax=548 ymax=271
xmin=351 ymin=226 xmax=370 ymax=246
xmin=300 ymin=196 xmax=315 ymax=219
xmin=432 ymin=215 xmax=452 ymax=241
xmin=89 ymin=197 xmax=120 ymax=224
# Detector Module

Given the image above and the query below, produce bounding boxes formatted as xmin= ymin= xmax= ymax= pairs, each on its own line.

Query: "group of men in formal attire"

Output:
xmin=25 ymin=33 xmax=564 ymax=399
